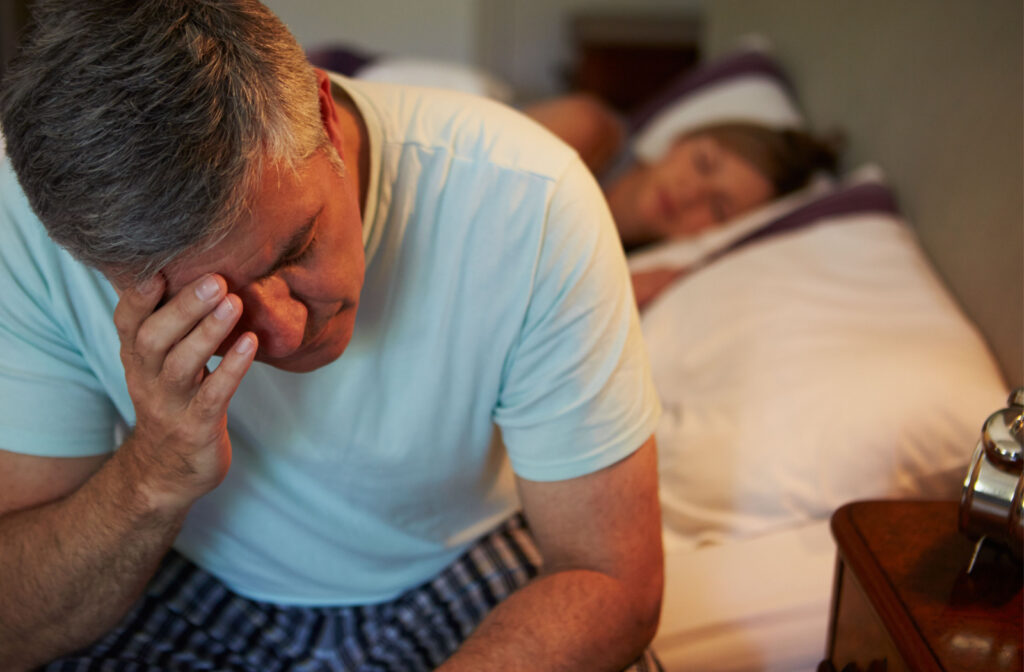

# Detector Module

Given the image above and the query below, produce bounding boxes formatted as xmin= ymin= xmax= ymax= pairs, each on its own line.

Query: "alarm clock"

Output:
xmin=959 ymin=387 xmax=1024 ymax=570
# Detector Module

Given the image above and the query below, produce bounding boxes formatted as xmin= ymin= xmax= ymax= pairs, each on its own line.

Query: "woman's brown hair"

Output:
xmin=694 ymin=122 xmax=842 ymax=196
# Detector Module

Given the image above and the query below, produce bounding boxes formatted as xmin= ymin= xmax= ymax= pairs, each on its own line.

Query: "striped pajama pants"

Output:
xmin=42 ymin=514 xmax=662 ymax=671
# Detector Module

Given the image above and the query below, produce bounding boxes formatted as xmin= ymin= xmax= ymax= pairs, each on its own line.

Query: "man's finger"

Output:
xmin=161 ymin=293 xmax=244 ymax=393
xmin=113 ymin=274 xmax=166 ymax=353
xmin=192 ymin=332 xmax=258 ymax=420
xmin=131 ymin=274 xmax=227 ymax=377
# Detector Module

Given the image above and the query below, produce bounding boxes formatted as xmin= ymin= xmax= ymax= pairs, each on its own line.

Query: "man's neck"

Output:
xmin=329 ymin=79 xmax=370 ymax=218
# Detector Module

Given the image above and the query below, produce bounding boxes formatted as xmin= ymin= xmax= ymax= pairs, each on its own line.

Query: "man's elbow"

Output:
xmin=611 ymin=545 xmax=663 ymax=652
xmin=631 ymin=564 xmax=664 ymax=647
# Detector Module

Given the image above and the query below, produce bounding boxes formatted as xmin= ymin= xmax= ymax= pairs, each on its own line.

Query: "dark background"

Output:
xmin=1 ymin=0 xmax=31 ymax=82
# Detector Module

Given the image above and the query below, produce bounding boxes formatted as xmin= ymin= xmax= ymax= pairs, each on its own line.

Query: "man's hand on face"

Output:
xmin=113 ymin=273 xmax=257 ymax=513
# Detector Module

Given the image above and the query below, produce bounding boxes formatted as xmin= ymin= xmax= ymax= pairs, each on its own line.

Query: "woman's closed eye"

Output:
xmin=692 ymin=141 xmax=721 ymax=176
xmin=692 ymin=148 xmax=713 ymax=175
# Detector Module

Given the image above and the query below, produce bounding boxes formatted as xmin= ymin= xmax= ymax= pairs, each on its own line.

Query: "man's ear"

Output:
xmin=103 ymin=267 xmax=133 ymax=296
xmin=104 ymin=268 xmax=165 ymax=298
xmin=314 ymin=67 xmax=346 ymax=160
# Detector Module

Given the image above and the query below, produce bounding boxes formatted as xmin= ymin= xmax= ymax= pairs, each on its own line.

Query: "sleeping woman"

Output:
xmin=525 ymin=94 xmax=839 ymax=307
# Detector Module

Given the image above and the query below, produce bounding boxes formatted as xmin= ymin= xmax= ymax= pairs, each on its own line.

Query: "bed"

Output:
xmin=317 ymin=15 xmax=1022 ymax=668
xmin=608 ymin=41 xmax=1011 ymax=670
xmin=638 ymin=168 xmax=1007 ymax=669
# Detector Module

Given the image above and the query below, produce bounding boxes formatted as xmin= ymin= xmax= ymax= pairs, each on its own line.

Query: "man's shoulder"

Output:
xmin=342 ymin=76 xmax=578 ymax=182
xmin=0 ymin=159 xmax=52 ymax=269
xmin=0 ymin=159 xmax=110 ymax=302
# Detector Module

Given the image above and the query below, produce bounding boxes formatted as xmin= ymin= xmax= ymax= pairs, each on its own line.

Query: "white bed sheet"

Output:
xmin=653 ymin=520 xmax=837 ymax=672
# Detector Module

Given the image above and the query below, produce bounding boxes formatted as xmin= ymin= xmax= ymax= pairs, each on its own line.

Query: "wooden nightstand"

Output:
xmin=824 ymin=500 xmax=1022 ymax=672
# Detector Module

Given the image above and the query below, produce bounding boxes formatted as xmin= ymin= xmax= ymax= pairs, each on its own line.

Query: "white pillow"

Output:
xmin=629 ymin=46 xmax=805 ymax=163
xmin=633 ymin=76 xmax=804 ymax=163
xmin=627 ymin=174 xmax=834 ymax=274
xmin=643 ymin=202 xmax=1008 ymax=544
xmin=627 ymin=165 xmax=888 ymax=274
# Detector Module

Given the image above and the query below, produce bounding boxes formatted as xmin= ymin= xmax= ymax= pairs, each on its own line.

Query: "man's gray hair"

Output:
xmin=0 ymin=0 xmax=336 ymax=282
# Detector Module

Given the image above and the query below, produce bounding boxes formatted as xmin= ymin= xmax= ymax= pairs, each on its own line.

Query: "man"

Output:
xmin=0 ymin=2 xmax=663 ymax=670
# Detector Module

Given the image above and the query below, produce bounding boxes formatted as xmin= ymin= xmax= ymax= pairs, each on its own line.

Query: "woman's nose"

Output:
xmin=675 ymin=178 xmax=708 ymax=208
xmin=238 ymin=277 xmax=307 ymax=358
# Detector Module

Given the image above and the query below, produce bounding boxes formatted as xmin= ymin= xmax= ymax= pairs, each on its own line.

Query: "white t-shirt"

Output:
xmin=0 ymin=76 xmax=660 ymax=605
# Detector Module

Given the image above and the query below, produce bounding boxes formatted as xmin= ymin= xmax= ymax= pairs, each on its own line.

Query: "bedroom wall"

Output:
xmin=477 ymin=0 xmax=704 ymax=100
xmin=263 ymin=0 xmax=480 ymax=63
xmin=265 ymin=0 xmax=704 ymax=101
xmin=704 ymin=0 xmax=1024 ymax=388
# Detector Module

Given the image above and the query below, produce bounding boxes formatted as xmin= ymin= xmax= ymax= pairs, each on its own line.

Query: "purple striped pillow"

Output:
xmin=306 ymin=46 xmax=377 ymax=77
xmin=630 ymin=48 xmax=798 ymax=131
xmin=629 ymin=48 xmax=806 ymax=162
xmin=719 ymin=180 xmax=900 ymax=258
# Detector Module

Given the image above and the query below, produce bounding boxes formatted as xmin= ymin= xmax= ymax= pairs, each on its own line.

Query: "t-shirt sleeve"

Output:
xmin=494 ymin=158 xmax=661 ymax=481
xmin=0 ymin=167 xmax=120 ymax=457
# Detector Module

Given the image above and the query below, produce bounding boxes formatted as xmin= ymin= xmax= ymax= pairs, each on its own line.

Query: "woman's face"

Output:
xmin=633 ymin=134 xmax=775 ymax=238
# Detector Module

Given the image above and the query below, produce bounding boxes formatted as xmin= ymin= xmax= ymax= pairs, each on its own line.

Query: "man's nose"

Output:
xmin=238 ymin=277 xmax=307 ymax=358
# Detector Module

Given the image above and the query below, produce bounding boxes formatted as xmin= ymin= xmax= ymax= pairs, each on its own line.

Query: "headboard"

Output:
xmin=705 ymin=0 xmax=1023 ymax=388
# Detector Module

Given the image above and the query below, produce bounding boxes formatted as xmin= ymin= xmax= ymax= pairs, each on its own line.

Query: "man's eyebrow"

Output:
xmin=255 ymin=209 xmax=321 ymax=280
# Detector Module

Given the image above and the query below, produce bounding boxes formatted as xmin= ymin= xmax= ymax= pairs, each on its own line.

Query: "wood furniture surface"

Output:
xmin=826 ymin=500 xmax=1023 ymax=672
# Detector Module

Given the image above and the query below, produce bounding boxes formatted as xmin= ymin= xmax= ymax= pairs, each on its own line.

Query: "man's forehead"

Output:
xmin=160 ymin=222 xmax=275 ymax=295
xmin=127 ymin=150 xmax=334 ymax=295
xmin=168 ymin=159 xmax=321 ymax=288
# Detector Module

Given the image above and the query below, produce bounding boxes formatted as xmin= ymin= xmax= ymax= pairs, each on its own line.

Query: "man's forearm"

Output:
xmin=0 ymin=271 xmax=255 ymax=671
xmin=438 ymin=568 xmax=661 ymax=672
xmin=0 ymin=446 xmax=188 ymax=671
